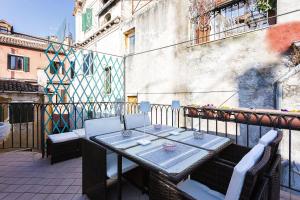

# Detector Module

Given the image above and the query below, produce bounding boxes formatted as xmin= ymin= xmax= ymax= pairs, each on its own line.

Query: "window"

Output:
xmin=104 ymin=67 xmax=112 ymax=94
xmin=189 ymin=0 xmax=276 ymax=45
xmin=50 ymin=61 xmax=64 ymax=75
xmin=9 ymin=104 xmax=34 ymax=123
xmin=70 ymin=61 xmax=75 ymax=79
xmin=125 ymin=28 xmax=135 ymax=54
xmin=82 ymin=8 xmax=93 ymax=32
xmin=61 ymin=89 xmax=67 ymax=103
xmin=104 ymin=13 xmax=111 ymax=23
xmin=83 ymin=53 xmax=94 ymax=75
xmin=7 ymin=54 xmax=29 ymax=72
xmin=0 ymin=27 xmax=8 ymax=34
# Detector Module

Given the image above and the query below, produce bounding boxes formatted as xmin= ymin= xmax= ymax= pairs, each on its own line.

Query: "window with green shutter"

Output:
xmin=23 ymin=57 xmax=29 ymax=72
xmin=82 ymin=8 xmax=92 ymax=32
xmin=86 ymin=8 xmax=92 ymax=31
xmin=7 ymin=54 xmax=29 ymax=72
xmin=82 ymin=13 xmax=87 ymax=32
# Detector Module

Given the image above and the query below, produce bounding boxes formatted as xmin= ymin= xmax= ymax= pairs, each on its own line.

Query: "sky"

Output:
xmin=0 ymin=0 xmax=75 ymax=39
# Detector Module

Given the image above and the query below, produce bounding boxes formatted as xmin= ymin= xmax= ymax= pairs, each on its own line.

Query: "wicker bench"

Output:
xmin=47 ymin=129 xmax=85 ymax=164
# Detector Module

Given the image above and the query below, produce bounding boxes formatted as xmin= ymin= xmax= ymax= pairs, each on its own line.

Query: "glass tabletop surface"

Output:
xmin=125 ymin=138 xmax=209 ymax=174
xmin=93 ymin=130 xmax=158 ymax=149
xmin=167 ymin=131 xmax=231 ymax=151
xmin=135 ymin=125 xmax=183 ymax=136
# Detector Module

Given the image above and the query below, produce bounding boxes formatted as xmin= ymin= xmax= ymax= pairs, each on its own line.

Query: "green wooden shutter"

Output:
xmin=86 ymin=8 xmax=92 ymax=31
xmin=23 ymin=57 xmax=29 ymax=72
xmin=82 ymin=12 xmax=87 ymax=32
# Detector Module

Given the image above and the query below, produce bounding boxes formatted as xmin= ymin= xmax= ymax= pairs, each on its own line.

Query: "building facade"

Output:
xmin=73 ymin=0 xmax=300 ymax=109
xmin=0 ymin=20 xmax=73 ymax=104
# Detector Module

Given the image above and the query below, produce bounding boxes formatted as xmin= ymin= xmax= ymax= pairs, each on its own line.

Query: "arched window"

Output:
xmin=104 ymin=13 xmax=111 ymax=23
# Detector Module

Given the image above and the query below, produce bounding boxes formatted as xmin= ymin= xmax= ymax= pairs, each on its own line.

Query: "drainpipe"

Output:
xmin=274 ymin=64 xmax=300 ymax=109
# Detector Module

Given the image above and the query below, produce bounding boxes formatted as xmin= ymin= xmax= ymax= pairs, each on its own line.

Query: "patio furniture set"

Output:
xmin=75 ymin=113 xmax=282 ymax=200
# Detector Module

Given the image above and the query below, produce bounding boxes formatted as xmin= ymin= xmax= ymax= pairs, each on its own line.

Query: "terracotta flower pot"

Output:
xmin=217 ymin=111 xmax=231 ymax=121
xmin=203 ymin=110 xmax=215 ymax=119
xmin=187 ymin=107 xmax=199 ymax=117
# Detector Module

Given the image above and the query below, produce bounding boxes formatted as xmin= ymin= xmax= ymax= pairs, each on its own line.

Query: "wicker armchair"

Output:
xmin=82 ymin=139 xmax=148 ymax=200
xmin=82 ymin=117 xmax=148 ymax=200
xmin=149 ymin=146 xmax=271 ymax=200
xmin=216 ymin=130 xmax=282 ymax=200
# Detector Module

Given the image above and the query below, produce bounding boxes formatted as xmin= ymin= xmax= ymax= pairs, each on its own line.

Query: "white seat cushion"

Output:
xmin=72 ymin=128 xmax=85 ymax=138
xmin=85 ymin=117 xmax=123 ymax=138
xmin=259 ymin=130 xmax=278 ymax=146
xmin=106 ymin=153 xmax=137 ymax=178
xmin=48 ymin=132 xmax=79 ymax=143
xmin=178 ymin=179 xmax=225 ymax=200
xmin=124 ymin=114 xmax=151 ymax=129
xmin=224 ymin=143 xmax=265 ymax=200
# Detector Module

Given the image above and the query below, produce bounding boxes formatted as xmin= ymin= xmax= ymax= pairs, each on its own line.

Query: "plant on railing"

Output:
xmin=256 ymin=0 xmax=275 ymax=13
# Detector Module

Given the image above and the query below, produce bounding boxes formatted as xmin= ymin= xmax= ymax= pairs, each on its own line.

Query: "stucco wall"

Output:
xmin=122 ymin=0 xmax=300 ymax=187
xmin=0 ymin=44 xmax=69 ymax=86
xmin=0 ymin=45 xmax=47 ymax=81
xmin=124 ymin=0 xmax=300 ymax=108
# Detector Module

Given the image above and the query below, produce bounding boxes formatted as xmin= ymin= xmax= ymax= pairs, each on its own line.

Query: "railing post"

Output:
xmin=41 ymin=104 xmax=45 ymax=158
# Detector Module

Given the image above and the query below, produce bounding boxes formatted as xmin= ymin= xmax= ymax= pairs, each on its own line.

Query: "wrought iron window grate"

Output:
xmin=189 ymin=0 xmax=276 ymax=45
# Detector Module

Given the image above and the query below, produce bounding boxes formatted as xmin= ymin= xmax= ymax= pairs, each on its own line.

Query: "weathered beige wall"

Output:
xmin=123 ymin=0 xmax=297 ymax=108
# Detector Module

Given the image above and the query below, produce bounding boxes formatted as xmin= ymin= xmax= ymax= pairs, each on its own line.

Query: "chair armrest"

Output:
xmin=265 ymin=154 xmax=281 ymax=200
xmin=251 ymin=177 xmax=269 ymax=200
xmin=266 ymin=154 xmax=281 ymax=178
xmin=149 ymin=172 xmax=195 ymax=200
xmin=190 ymin=159 xmax=234 ymax=194
xmin=216 ymin=143 xmax=251 ymax=164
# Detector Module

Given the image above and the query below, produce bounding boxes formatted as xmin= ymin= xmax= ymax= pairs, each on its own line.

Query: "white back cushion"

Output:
xmin=224 ymin=144 xmax=265 ymax=200
xmin=72 ymin=128 xmax=85 ymax=138
xmin=124 ymin=114 xmax=150 ymax=129
xmin=85 ymin=117 xmax=123 ymax=138
xmin=259 ymin=130 xmax=278 ymax=146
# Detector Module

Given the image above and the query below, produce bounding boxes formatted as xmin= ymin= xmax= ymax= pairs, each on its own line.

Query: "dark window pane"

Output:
xmin=105 ymin=67 xmax=111 ymax=94
xmin=17 ymin=57 xmax=23 ymax=70
xmin=9 ymin=104 xmax=34 ymax=123
xmin=70 ymin=61 xmax=75 ymax=79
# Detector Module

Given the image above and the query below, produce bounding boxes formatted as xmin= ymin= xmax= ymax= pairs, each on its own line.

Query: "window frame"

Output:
xmin=190 ymin=0 xmax=276 ymax=45
xmin=50 ymin=61 xmax=63 ymax=75
xmin=9 ymin=104 xmax=34 ymax=124
xmin=124 ymin=28 xmax=135 ymax=54
xmin=104 ymin=66 xmax=112 ymax=95
xmin=83 ymin=52 xmax=94 ymax=75
xmin=7 ymin=54 xmax=30 ymax=72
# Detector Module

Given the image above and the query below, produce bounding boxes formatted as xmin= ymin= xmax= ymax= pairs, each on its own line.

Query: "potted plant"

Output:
xmin=256 ymin=0 xmax=272 ymax=13
xmin=186 ymin=105 xmax=199 ymax=117
xmin=256 ymin=0 xmax=277 ymax=25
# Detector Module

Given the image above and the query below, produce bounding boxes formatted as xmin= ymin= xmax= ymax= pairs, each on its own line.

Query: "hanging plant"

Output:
xmin=256 ymin=0 xmax=274 ymax=13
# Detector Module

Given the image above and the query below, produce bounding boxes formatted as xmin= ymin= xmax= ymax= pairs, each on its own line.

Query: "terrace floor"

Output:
xmin=0 ymin=151 xmax=298 ymax=200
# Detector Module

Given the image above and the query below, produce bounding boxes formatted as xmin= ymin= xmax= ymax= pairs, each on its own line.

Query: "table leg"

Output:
xmin=117 ymin=154 xmax=122 ymax=200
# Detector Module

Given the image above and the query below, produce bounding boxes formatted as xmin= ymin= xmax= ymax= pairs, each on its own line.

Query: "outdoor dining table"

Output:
xmin=89 ymin=125 xmax=232 ymax=200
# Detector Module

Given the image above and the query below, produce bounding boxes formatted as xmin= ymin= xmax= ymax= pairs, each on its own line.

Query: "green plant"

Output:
xmin=256 ymin=0 xmax=273 ymax=12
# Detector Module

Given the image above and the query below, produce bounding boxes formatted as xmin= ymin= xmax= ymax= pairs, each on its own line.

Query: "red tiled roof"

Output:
xmin=0 ymin=33 xmax=48 ymax=50
xmin=0 ymin=79 xmax=41 ymax=93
